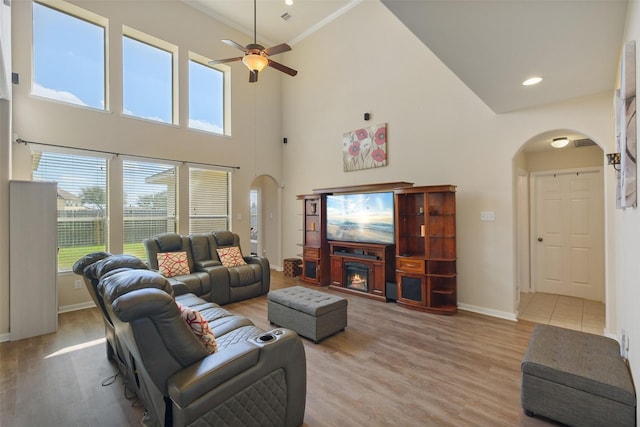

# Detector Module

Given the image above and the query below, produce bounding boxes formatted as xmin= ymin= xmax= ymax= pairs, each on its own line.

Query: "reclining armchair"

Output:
xmin=143 ymin=232 xmax=213 ymax=300
xmin=75 ymin=252 xmax=307 ymax=427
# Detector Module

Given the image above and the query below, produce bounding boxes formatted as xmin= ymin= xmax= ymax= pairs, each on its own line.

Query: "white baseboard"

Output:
xmin=458 ymin=303 xmax=518 ymax=321
xmin=0 ymin=332 xmax=10 ymax=343
xmin=58 ymin=301 xmax=96 ymax=314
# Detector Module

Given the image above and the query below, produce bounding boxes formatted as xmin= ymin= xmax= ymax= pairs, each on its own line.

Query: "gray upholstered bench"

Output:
xmin=521 ymin=324 xmax=636 ymax=426
xmin=268 ymin=286 xmax=347 ymax=343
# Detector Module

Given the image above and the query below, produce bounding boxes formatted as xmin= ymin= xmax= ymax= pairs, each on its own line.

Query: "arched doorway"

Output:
xmin=250 ymin=174 xmax=281 ymax=268
xmin=514 ymin=130 xmax=606 ymax=334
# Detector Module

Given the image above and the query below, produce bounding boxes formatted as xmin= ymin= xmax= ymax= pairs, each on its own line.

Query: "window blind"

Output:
xmin=32 ymin=150 xmax=108 ymax=271
xmin=189 ymin=167 xmax=230 ymax=233
xmin=123 ymin=159 xmax=177 ymax=259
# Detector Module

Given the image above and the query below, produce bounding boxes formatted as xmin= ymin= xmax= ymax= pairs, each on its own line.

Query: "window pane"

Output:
xmin=123 ymin=36 xmax=172 ymax=123
xmin=189 ymin=60 xmax=224 ymax=134
xmin=32 ymin=2 xmax=105 ymax=109
xmin=123 ymin=160 xmax=177 ymax=259
xmin=32 ymin=151 xmax=108 ymax=271
xmin=189 ymin=168 xmax=230 ymax=233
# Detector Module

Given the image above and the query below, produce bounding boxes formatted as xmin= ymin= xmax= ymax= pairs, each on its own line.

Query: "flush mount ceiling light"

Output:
xmin=522 ymin=76 xmax=543 ymax=86
xmin=551 ymin=137 xmax=570 ymax=148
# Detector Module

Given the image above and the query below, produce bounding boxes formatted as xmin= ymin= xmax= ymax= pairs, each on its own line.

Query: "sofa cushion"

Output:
xmin=158 ymin=251 xmax=191 ymax=278
xmin=177 ymin=303 xmax=218 ymax=354
xmin=213 ymin=230 xmax=236 ymax=246
xmin=217 ymin=247 xmax=247 ymax=268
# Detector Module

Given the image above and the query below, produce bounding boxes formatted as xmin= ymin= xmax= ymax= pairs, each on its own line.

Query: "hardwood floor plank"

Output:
xmin=1 ymin=270 xmax=557 ymax=426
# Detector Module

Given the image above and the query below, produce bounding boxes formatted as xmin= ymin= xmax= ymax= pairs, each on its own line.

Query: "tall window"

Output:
xmin=122 ymin=31 xmax=174 ymax=123
xmin=32 ymin=1 xmax=106 ymax=109
xmin=123 ymin=159 xmax=177 ymax=258
xmin=32 ymin=150 xmax=108 ymax=271
xmin=188 ymin=57 xmax=224 ymax=134
xmin=189 ymin=167 xmax=230 ymax=233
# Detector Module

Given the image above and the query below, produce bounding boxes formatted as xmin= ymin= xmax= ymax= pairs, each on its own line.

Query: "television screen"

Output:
xmin=326 ymin=192 xmax=394 ymax=244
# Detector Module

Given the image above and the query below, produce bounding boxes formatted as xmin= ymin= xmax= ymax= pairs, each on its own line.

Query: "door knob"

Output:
xmin=537 ymin=237 xmax=543 ymax=242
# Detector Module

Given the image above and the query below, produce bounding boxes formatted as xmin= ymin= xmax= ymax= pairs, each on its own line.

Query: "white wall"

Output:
xmin=617 ymin=0 xmax=640 ymax=421
xmin=280 ymin=1 xmax=614 ymax=318
xmin=2 ymin=0 xmax=285 ymax=335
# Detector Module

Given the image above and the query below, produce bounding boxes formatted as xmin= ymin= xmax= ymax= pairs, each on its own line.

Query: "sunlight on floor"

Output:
xmin=518 ymin=292 xmax=605 ymax=335
xmin=44 ymin=337 xmax=105 ymax=358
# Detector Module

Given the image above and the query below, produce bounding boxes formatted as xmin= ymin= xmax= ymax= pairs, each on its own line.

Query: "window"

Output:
xmin=32 ymin=1 xmax=106 ymax=109
xmin=123 ymin=159 xmax=177 ymax=258
xmin=188 ymin=167 xmax=230 ymax=233
xmin=189 ymin=56 xmax=224 ymax=134
xmin=32 ymin=150 xmax=109 ymax=271
xmin=122 ymin=29 xmax=175 ymax=124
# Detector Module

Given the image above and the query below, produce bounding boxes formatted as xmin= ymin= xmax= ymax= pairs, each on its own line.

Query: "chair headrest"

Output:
xmin=213 ymin=231 xmax=235 ymax=246
xmin=155 ymin=233 xmax=184 ymax=252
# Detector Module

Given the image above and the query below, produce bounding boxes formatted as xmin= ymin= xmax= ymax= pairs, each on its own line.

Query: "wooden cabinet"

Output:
xmin=328 ymin=241 xmax=395 ymax=301
xmin=395 ymin=185 xmax=457 ymax=315
xmin=297 ymin=194 xmax=329 ymax=285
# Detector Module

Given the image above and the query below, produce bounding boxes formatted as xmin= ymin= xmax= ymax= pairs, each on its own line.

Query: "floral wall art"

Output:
xmin=343 ymin=123 xmax=387 ymax=172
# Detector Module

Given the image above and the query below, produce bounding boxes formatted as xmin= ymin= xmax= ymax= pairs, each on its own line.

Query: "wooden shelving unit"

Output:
xmin=394 ymin=185 xmax=457 ymax=315
xmin=296 ymin=194 xmax=329 ymax=285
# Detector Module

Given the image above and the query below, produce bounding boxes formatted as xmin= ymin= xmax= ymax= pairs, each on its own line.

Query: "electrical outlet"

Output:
xmin=74 ymin=279 xmax=83 ymax=290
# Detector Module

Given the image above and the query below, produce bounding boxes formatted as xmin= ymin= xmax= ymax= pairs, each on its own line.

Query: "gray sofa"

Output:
xmin=74 ymin=252 xmax=306 ymax=427
xmin=144 ymin=231 xmax=270 ymax=305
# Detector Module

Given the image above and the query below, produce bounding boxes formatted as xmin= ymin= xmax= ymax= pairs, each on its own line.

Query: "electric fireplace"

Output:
xmin=344 ymin=261 xmax=369 ymax=292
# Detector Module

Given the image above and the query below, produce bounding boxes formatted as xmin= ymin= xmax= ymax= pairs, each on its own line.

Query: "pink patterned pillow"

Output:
xmin=157 ymin=251 xmax=190 ymax=278
xmin=216 ymin=247 xmax=247 ymax=268
xmin=176 ymin=303 xmax=218 ymax=354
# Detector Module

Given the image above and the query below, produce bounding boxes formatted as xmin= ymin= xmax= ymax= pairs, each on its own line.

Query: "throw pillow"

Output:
xmin=157 ymin=251 xmax=190 ymax=278
xmin=217 ymin=246 xmax=247 ymax=268
xmin=176 ymin=303 xmax=218 ymax=354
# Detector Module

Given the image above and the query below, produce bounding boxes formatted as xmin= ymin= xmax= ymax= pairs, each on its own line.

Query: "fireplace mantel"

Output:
xmin=328 ymin=241 xmax=395 ymax=302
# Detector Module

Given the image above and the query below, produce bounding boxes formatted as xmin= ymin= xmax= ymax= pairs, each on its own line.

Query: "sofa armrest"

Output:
xmin=168 ymin=329 xmax=306 ymax=426
xmin=246 ymin=256 xmax=270 ymax=294
xmin=168 ymin=341 xmax=260 ymax=408
xmin=194 ymin=260 xmax=222 ymax=269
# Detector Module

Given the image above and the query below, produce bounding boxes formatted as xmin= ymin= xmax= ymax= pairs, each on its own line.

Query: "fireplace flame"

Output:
xmin=350 ymin=273 xmax=367 ymax=289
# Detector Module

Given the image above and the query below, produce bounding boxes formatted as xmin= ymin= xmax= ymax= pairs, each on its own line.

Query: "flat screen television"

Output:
xmin=326 ymin=191 xmax=394 ymax=245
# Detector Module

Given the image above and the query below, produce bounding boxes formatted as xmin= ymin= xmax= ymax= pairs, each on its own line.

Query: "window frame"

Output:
xmin=121 ymin=26 xmax=178 ymax=125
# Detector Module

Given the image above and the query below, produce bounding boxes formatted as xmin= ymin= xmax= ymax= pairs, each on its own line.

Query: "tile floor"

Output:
xmin=518 ymin=292 xmax=605 ymax=335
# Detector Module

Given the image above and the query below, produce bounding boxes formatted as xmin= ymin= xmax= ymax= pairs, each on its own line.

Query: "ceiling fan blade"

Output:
xmin=264 ymin=43 xmax=291 ymax=56
xmin=268 ymin=60 xmax=298 ymax=77
xmin=249 ymin=70 xmax=258 ymax=83
xmin=222 ymin=39 xmax=248 ymax=52
xmin=208 ymin=56 xmax=243 ymax=65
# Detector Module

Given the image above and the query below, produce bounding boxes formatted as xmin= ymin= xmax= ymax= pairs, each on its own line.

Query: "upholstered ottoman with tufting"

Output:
xmin=521 ymin=324 xmax=636 ymax=427
xmin=268 ymin=286 xmax=347 ymax=343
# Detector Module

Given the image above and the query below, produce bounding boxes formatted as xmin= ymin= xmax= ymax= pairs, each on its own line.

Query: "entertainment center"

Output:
xmin=297 ymin=182 xmax=457 ymax=315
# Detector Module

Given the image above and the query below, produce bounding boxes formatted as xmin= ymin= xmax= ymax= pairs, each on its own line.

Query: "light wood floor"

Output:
xmin=518 ymin=292 xmax=605 ymax=336
xmin=0 ymin=271 xmax=560 ymax=426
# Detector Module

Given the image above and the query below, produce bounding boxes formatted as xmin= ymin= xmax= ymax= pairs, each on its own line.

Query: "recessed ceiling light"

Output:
xmin=285 ymin=0 xmax=293 ymax=5
xmin=551 ymin=137 xmax=570 ymax=148
xmin=522 ymin=76 xmax=543 ymax=86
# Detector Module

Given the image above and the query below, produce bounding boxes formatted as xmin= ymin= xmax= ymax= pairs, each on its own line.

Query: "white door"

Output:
xmin=532 ymin=168 xmax=604 ymax=301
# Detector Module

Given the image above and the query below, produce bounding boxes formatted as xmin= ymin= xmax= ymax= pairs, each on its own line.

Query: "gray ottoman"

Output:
xmin=521 ymin=324 xmax=636 ymax=426
xmin=268 ymin=286 xmax=347 ymax=343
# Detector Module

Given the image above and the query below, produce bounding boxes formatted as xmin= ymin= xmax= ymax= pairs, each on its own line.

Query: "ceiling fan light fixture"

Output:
xmin=551 ymin=137 xmax=570 ymax=148
xmin=242 ymin=54 xmax=269 ymax=72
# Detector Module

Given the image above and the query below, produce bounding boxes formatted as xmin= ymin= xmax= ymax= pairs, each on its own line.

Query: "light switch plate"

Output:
xmin=480 ymin=211 xmax=495 ymax=221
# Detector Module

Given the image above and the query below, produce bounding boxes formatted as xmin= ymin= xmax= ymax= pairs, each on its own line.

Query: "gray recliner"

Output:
xmin=76 ymin=253 xmax=307 ymax=427
xmin=144 ymin=232 xmax=213 ymax=299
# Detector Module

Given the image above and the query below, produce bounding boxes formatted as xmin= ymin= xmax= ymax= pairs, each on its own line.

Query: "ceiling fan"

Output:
xmin=209 ymin=0 xmax=298 ymax=83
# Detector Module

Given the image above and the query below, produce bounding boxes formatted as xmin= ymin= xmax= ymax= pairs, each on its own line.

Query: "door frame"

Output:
xmin=529 ymin=166 xmax=605 ymax=300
